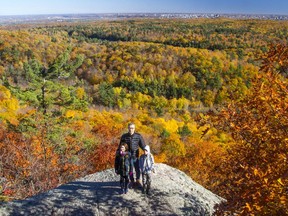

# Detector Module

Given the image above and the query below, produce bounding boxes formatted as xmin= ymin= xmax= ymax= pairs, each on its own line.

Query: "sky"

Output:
xmin=0 ymin=0 xmax=287 ymax=16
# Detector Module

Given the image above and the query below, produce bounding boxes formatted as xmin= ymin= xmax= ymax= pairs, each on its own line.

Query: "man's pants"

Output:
xmin=130 ymin=157 xmax=140 ymax=182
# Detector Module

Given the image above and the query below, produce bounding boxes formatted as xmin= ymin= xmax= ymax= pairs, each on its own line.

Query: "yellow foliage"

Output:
xmin=168 ymin=98 xmax=178 ymax=111
xmin=156 ymin=118 xmax=182 ymax=134
xmin=176 ymin=97 xmax=190 ymax=110
xmin=277 ymin=178 xmax=284 ymax=186
xmin=133 ymin=92 xmax=151 ymax=105
xmin=162 ymin=133 xmax=186 ymax=157
xmin=65 ymin=110 xmax=76 ymax=118
xmin=65 ymin=110 xmax=83 ymax=119
xmin=186 ymin=122 xmax=198 ymax=133
xmin=0 ymin=85 xmax=20 ymax=125
xmin=75 ymin=87 xmax=86 ymax=99
xmin=0 ymin=86 xmax=11 ymax=99
xmin=113 ymin=87 xmax=122 ymax=96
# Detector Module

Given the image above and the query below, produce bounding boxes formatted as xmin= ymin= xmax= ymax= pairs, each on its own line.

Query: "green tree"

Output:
xmin=17 ymin=48 xmax=86 ymax=113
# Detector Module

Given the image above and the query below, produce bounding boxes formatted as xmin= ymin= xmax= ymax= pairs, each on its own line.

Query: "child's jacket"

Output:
xmin=139 ymin=145 xmax=154 ymax=174
xmin=114 ymin=150 xmax=131 ymax=177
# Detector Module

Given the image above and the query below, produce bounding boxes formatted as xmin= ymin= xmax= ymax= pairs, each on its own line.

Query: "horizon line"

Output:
xmin=0 ymin=12 xmax=287 ymax=17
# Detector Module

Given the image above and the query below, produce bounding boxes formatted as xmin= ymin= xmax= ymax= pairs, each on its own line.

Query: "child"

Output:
xmin=114 ymin=143 xmax=131 ymax=194
xmin=139 ymin=145 xmax=154 ymax=195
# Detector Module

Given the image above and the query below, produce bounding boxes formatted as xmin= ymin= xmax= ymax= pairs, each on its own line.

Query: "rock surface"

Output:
xmin=0 ymin=163 xmax=224 ymax=216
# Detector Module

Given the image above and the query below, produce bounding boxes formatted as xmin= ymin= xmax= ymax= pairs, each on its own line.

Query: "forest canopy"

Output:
xmin=0 ymin=18 xmax=287 ymax=215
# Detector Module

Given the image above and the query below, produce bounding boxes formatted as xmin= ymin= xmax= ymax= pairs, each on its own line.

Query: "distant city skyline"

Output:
xmin=0 ymin=0 xmax=287 ymax=16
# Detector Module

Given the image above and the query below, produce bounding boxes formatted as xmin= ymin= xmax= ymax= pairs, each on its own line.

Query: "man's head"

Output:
xmin=128 ymin=123 xmax=135 ymax=135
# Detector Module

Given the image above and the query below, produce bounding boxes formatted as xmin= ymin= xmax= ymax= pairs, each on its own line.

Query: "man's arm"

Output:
xmin=114 ymin=154 xmax=119 ymax=174
xmin=139 ymin=134 xmax=146 ymax=150
xmin=119 ymin=134 xmax=125 ymax=145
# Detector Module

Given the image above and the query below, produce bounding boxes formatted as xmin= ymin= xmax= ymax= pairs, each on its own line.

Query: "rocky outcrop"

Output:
xmin=0 ymin=163 xmax=224 ymax=216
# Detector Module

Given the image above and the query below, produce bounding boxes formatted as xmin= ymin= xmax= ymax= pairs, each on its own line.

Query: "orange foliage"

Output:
xmin=88 ymin=143 xmax=118 ymax=172
xmin=214 ymin=44 xmax=288 ymax=215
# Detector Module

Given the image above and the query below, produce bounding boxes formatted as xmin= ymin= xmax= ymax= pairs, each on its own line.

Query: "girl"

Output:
xmin=114 ymin=143 xmax=131 ymax=194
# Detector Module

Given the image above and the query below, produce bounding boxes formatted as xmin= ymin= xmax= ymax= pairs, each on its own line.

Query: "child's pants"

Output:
xmin=142 ymin=173 xmax=151 ymax=191
xmin=120 ymin=175 xmax=129 ymax=190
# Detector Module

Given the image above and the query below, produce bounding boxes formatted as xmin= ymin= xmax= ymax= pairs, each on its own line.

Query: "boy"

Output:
xmin=139 ymin=145 xmax=154 ymax=195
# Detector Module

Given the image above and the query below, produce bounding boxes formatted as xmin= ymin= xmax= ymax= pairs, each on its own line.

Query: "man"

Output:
xmin=119 ymin=123 xmax=146 ymax=187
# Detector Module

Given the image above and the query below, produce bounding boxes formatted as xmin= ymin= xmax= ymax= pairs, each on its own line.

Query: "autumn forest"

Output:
xmin=0 ymin=18 xmax=287 ymax=215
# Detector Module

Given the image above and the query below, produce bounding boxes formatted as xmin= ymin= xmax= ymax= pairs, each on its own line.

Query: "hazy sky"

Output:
xmin=0 ymin=0 xmax=287 ymax=16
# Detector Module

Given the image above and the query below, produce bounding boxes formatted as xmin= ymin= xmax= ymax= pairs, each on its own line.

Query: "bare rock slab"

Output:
xmin=0 ymin=163 xmax=224 ymax=216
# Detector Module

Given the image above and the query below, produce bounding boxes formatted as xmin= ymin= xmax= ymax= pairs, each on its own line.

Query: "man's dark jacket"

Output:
xmin=120 ymin=132 xmax=146 ymax=158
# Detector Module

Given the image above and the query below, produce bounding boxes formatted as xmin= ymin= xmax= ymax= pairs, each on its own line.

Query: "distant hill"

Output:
xmin=0 ymin=163 xmax=224 ymax=216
